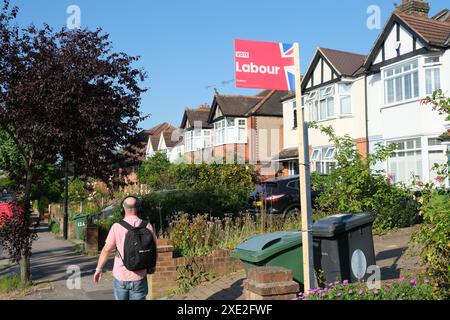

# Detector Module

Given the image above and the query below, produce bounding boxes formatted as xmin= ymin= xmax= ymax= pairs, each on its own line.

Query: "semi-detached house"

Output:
xmin=278 ymin=48 xmax=367 ymax=176
xmin=365 ymin=4 xmax=450 ymax=186
xmin=276 ymin=1 xmax=449 ymax=187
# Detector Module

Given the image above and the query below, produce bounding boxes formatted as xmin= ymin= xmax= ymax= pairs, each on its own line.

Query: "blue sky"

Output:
xmin=9 ymin=0 xmax=449 ymax=130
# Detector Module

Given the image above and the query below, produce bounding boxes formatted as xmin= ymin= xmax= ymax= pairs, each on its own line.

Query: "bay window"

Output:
xmin=213 ymin=118 xmax=247 ymax=146
xmin=384 ymin=60 xmax=419 ymax=105
xmin=306 ymin=84 xmax=353 ymax=122
xmin=388 ymin=138 xmax=422 ymax=183
xmin=311 ymin=147 xmax=337 ymax=175
xmin=185 ymin=129 xmax=212 ymax=152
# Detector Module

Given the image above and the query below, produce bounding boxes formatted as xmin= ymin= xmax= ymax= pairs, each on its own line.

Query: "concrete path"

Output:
xmin=171 ymin=226 xmax=423 ymax=300
xmin=0 ymin=225 xmax=115 ymax=300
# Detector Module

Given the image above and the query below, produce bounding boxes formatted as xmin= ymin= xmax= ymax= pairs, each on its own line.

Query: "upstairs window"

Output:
xmin=213 ymin=118 xmax=247 ymax=146
xmin=339 ymin=83 xmax=352 ymax=115
xmin=384 ymin=60 xmax=419 ymax=105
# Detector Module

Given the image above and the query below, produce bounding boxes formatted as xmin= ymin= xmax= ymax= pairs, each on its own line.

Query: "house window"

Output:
xmin=339 ymin=83 xmax=352 ymax=115
xmin=204 ymin=130 xmax=212 ymax=148
xmin=388 ymin=138 xmax=422 ymax=183
xmin=288 ymin=161 xmax=299 ymax=176
xmin=425 ymin=68 xmax=441 ymax=95
xmin=384 ymin=60 xmax=419 ymax=105
xmin=311 ymin=147 xmax=337 ymax=175
xmin=306 ymin=84 xmax=354 ymax=121
xmin=213 ymin=118 xmax=247 ymax=146
xmin=185 ymin=131 xmax=193 ymax=152
xmin=319 ymin=87 xmax=335 ymax=120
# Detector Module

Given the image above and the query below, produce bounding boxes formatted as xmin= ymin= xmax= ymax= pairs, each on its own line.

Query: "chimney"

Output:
xmin=396 ymin=0 xmax=430 ymax=17
xmin=198 ymin=103 xmax=210 ymax=110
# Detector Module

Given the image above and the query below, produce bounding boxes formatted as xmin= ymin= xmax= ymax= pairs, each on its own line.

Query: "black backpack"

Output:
xmin=117 ymin=220 xmax=157 ymax=272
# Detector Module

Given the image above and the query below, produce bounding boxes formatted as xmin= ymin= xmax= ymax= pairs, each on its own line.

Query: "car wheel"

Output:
xmin=283 ymin=207 xmax=299 ymax=219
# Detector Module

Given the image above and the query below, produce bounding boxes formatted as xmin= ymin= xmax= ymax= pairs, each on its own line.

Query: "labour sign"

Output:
xmin=235 ymin=39 xmax=296 ymax=91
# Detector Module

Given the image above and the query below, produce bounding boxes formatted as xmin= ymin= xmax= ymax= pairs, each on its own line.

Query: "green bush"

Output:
xmin=309 ymin=124 xmax=419 ymax=233
xmin=49 ymin=220 xmax=60 ymax=235
xmin=298 ymin=277 xmax=444 ymax=300
xmin=138 ymin=162 xmax=257 ymax=232
xmin=412 ymin=191 xmax=450 ymax=288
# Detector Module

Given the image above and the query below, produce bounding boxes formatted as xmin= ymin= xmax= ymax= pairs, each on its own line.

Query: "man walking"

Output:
xmin=94 ymin=196 xmax=157 ymax=300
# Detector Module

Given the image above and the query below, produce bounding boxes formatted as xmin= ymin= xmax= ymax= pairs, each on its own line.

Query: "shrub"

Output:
xmin=49 ymin=220 xmax=60 ymax=235
xmin=308 ymin=124 xmax=419 ymax=233
xmin=298 ymin=277 xmax=444 ymax=300
xmin=412 ymin=191 xmax=450 ymax=289
xmin=167 ymin=213 xmax=301 ymax=257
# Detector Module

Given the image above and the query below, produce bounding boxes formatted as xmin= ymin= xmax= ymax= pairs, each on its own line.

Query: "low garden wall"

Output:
xmin=148 ymin=239 xmax=244 ymax=299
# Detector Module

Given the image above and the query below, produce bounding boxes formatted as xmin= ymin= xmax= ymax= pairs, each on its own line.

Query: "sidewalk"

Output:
xmin=0 ymin=225 xmax=115 ymax=300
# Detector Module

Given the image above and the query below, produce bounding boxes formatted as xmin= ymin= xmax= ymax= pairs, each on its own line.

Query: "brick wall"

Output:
xmin=148 ymin=239 xmax=244 ymax=299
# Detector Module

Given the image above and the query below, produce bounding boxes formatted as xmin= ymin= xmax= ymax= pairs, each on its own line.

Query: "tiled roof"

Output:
xmin=213 ymin=90 xmax=287 ymax=119
xmin=396 ymin=11 xmax=450 ymax=47
xmin=319 ymin=48 xmax=367 ymax=77
xmin=182 ymin=105 xmax=213 ymax=129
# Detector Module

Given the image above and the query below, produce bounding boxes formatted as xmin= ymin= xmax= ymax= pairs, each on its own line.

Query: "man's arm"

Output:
xmin=93 ymin=243 xmax=115 ymax=284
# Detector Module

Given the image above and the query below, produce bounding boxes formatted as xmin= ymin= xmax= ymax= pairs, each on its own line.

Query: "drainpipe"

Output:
xmin=364 ymin=73 xmax=370 ymax=158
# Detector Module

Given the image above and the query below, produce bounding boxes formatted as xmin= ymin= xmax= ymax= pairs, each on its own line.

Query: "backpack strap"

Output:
xmin=118 ymin=220 xmax=133 ymax=231
xmin=138 ymin=220 xmax=149 ymax=229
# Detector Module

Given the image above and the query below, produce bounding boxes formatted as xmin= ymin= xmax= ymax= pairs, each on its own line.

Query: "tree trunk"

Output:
xmin=20 ymin=165 xmax=33 ymax=283
xmin=19 ymin=252 xmax=30 ymax=284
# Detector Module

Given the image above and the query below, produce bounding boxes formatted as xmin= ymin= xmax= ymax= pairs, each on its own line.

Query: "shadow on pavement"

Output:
xmin=206 ymin=279 xmax=244 ymax=300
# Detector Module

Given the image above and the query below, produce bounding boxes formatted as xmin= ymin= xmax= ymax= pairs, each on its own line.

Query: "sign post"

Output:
xmin=293 ymin=43 xmax=315 ymax=292
xmin=234 ymin=39 xmax=315 ymax=292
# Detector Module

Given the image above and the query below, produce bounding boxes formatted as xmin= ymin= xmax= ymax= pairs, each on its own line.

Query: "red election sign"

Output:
xmin=235 ymin=39 xmax=295 ymax=91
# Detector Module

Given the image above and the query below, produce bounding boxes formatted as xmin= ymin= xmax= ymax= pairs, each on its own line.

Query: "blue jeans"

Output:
xmin=112 ymin=277 xmax=148 ymax=300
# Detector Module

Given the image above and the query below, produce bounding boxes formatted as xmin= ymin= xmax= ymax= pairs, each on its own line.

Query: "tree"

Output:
xmin=138 ymin=153 xmax=174 ymax=190
xmin=0 ymin=1 xmax=147 ymax=282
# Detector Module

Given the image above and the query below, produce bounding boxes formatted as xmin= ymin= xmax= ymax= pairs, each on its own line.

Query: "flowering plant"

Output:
xmin=297 ymin=277 xmax=443 ymax=300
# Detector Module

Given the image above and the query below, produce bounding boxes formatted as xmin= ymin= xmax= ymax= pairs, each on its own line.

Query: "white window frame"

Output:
xmin=383 ymin=59 xmax=419 ymax=106
xmin=387 ymin=138 xmax=423 ymax=184
xmin=311 ymin=147 xmax=337 ymax=175
xmin=213 ymin=117 xmax=247 ymax=146
xmin=306 ymin=83 xmax=354 ymax=122
xmin=339 ymin=83 xmax=352 ymax=115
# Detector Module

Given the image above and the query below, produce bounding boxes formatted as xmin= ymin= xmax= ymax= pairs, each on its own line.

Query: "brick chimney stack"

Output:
xmin=396 ymin=0 xmax=430 ymax=17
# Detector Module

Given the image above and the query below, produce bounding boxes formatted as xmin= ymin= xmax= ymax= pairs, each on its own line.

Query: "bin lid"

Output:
xmin=73 ymin=214 xmax=89 ymax=220
xmin=232 ymin=231 xmax=301 ymax=263
xmin=312 ymin=212 xmax=376 ymax=238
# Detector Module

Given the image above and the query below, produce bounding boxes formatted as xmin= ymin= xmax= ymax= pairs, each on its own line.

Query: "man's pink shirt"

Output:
xmin=105 ymin=215 xmax=157 ymax=282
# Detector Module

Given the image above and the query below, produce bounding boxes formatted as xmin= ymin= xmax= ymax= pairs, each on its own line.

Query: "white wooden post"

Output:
xmin=293 ymin=43 xmax=315 ymax=292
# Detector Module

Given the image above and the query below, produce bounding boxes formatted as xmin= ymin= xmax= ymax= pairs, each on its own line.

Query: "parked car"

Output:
xmin=246 ymin=175 xmax=321 ymax=217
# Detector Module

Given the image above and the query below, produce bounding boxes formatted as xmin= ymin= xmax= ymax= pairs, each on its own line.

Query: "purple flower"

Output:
xmin=424 ymin=279 xmax=430 ymax=284
xmin=410 ymin=279 xmax=417 ymax=287
xmin=399 ymin=277 xmax=405 ymax=281
xmin=373 ymin=289 xmax=379 ymax=295
xmin=343 ymin=280 xmax=349 ymax=285
xmin=336 ymin=292 xmax=342 ymax=297
xmin=358 ymin=289 xmax=363 ymax=295
xmin=348 ymin=290 xmax=354 ymax=295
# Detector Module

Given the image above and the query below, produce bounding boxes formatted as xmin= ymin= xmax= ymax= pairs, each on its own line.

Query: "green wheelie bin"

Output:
xmin=73 ymin=214 xmax=88 ymax=240
xmin=232 ymin=231 xmax=303 ymax=284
